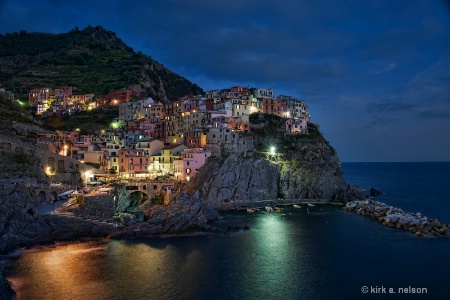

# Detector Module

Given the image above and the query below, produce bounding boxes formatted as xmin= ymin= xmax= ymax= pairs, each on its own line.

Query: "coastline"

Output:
xmin=343 ymin=199 xmax=449 ymax=237
xmin=3 ymin=197 xmax=449 ymax=299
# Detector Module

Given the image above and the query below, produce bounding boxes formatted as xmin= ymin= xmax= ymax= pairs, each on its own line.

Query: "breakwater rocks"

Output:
xmin=343 ymin=200 xmax=449 ymax=236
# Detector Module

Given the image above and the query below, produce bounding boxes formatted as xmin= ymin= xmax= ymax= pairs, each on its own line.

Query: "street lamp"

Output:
xmin=270 ymin=146 xmax=276 ymax=156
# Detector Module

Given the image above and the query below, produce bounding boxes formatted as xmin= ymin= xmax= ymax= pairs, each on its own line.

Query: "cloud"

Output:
xmin=1 ymin=0 xmax=450 ymax=161
xmin=367 ymin=101 xmax=420 ymax=113
xmin=421 ymin=109 xmax=450 ymax=119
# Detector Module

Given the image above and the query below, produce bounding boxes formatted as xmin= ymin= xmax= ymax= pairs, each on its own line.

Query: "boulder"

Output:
xmin=369 ymin=188 xmax=383 ymax=197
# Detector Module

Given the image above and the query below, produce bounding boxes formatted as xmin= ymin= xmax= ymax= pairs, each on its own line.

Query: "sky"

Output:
xmin=1 ymin=0 xmax=450 ymax=162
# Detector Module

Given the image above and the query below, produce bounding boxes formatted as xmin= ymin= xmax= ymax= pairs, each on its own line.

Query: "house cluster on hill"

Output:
xmin=30 ymin=85 xmax=310 ymax=182
xmin=28 ymin=86 xmax=141 ymax=115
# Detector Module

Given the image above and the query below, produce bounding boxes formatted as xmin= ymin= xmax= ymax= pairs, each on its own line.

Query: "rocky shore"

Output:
xmin=0 ymin=184 xmax=218 ymax=299
xmin=0 ymin=264 xmax=15 ymax=300
xmin=343 ymin=200 xmax=449 ymax=236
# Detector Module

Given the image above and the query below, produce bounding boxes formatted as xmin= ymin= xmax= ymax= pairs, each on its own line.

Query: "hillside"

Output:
xmin=0 ymin=26 xmax=203 ymax=102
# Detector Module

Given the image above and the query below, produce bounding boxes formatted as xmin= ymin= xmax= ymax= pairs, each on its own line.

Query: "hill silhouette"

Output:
xmin=0 ymin=25 xmax=203 ymax=102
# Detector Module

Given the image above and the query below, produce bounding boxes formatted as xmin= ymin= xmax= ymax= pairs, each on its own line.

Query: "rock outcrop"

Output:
xmin=190 ymin=155 xmax=280 ymax=202
xmin=0 ymin=180 xmax=218 ymax=298
xmin=186 ymin=120 xmax=361 ymax=205
xmin=109 ymin=193 xmax=218 ymax=239
xmin=0 ymin=183 xmax=218 ymax=253
xmin=0 ymin=264 xmax=15 ymax=300
xmin=343 ymin=200 xmax=449 ymax=236
xmin=370 ymin=188 xmax=383 ymax=197
xmin=278 ymin=141 xmax=345 ymax=200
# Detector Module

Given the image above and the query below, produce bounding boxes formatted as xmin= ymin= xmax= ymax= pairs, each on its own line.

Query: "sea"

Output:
xmin=3 ymin=162 xmax=450 ymax=300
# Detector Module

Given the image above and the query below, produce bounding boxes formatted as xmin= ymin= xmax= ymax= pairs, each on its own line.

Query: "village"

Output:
xmin=27 ymin=85 xmax=310 ymax=183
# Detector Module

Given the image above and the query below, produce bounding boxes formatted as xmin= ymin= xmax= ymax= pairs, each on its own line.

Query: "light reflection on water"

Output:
xmin=5 ymin=204 xmax=450 ymax=300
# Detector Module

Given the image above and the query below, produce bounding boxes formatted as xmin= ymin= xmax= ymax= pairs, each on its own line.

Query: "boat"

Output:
xmin=246 ymin=208 xmax=255 ymax=213
xmin=293 ymin=204 xmax=301 ymax=208
xmin=58 ymin=190 xmax=76 ymax=198
xmin=307 ymin=203 xmax=315 ymax=207
xmin=265 ymin=206 xmax=273 ymax=212
xmin=274 ymin=206 xmax=283 ymax=211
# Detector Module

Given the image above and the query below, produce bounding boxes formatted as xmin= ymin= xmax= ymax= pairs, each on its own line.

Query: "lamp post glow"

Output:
xmin=270 ymin=146 xmax=276 ymax=156
xmin=84 ymin=171 xmax=92 ymax=184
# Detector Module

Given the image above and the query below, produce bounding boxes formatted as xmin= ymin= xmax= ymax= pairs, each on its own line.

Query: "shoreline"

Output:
xmin=343 ymin=199 xmax=449 ymax=237
xmin=3 ymin=199 xmax=448 ymax=299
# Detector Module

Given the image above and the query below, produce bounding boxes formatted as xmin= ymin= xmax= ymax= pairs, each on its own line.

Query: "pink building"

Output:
xmin=118 ymin=149 xmax=149 ymax=178
xmin=285 ymin=118 xmax=308 ymax=134
xmin=183 ymin=99 xmax=199 ymax=112
xmin=181 ymin=148 xmax=211 ymax=181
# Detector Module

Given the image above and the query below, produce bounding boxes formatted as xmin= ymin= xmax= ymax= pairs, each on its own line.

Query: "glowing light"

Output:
xmin=45 ymin=166 xmax=55 ymax=176
xmin=84 ymin=170 xmax=92 ymax=180
xmin=110 ymin=121 xmax=121 ymax=129
xmin=270 ymin=146 xmax=276 ymax=156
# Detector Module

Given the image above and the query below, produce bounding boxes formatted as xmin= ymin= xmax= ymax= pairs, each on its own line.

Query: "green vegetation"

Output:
xmin=152 ymin=195 xmax=164 ymax=205
xmin=0 ymin=26 xmax=204 ymax=102
xmin=0 ymin=150 xmax=36 ymax=179
xmin=42 ymin=106 xmax=119 ymax=133
xmin=11 ymin=151 xmax=30 ymax=164
xmin=250 ymin=113 xmax=336 ymax=156
xmin=0 ymin=96 xmax=37 ymax=127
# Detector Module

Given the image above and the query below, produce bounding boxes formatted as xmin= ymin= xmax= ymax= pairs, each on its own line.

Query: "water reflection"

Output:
xmin=106 ymin=239 xmax=206 ymax=299
xmin=8 ymin=205 xmax=448 ymax=300
xmin=8 ymin=242 xmax=112 ymax=300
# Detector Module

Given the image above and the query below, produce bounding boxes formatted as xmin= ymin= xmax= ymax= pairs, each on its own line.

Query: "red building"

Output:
xmin=97 ymin=88 xmax=141 ymax=106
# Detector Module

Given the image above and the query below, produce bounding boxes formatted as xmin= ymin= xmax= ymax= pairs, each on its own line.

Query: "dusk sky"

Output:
xmin=1 ymin=0 xmax=450 ymax=162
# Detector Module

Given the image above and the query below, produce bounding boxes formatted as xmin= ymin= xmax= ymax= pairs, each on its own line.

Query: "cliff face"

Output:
xmin=192 ymin=155 xmax=280 ymax=202
xmin=186 ymin=117 xmax=361 ymax=203
xmin=278 ymin=140 xmax=345 ymax=200
xmin=190 ymin=143 xmax=344 ymax=203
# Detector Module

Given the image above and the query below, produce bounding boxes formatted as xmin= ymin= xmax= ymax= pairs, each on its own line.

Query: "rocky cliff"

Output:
xmin=186 ymin=116 xmax=364 ymax=204
xmin=0 ymin=182 xmax=217 ymax=298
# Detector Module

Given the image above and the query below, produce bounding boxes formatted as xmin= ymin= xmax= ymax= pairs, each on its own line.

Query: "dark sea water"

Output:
xmin=4 ymin=162 xmax=450 ymax=300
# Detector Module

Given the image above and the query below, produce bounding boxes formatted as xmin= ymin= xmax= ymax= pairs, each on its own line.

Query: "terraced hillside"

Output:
xmin=0 ymin=26 xmax=203 ymax=102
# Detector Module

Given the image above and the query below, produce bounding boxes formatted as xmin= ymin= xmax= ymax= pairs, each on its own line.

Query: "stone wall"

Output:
xmin=0 ymin=133 xmax=99 ymax=185
xmin=206 ymin=134 xmax=254 ymax=159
